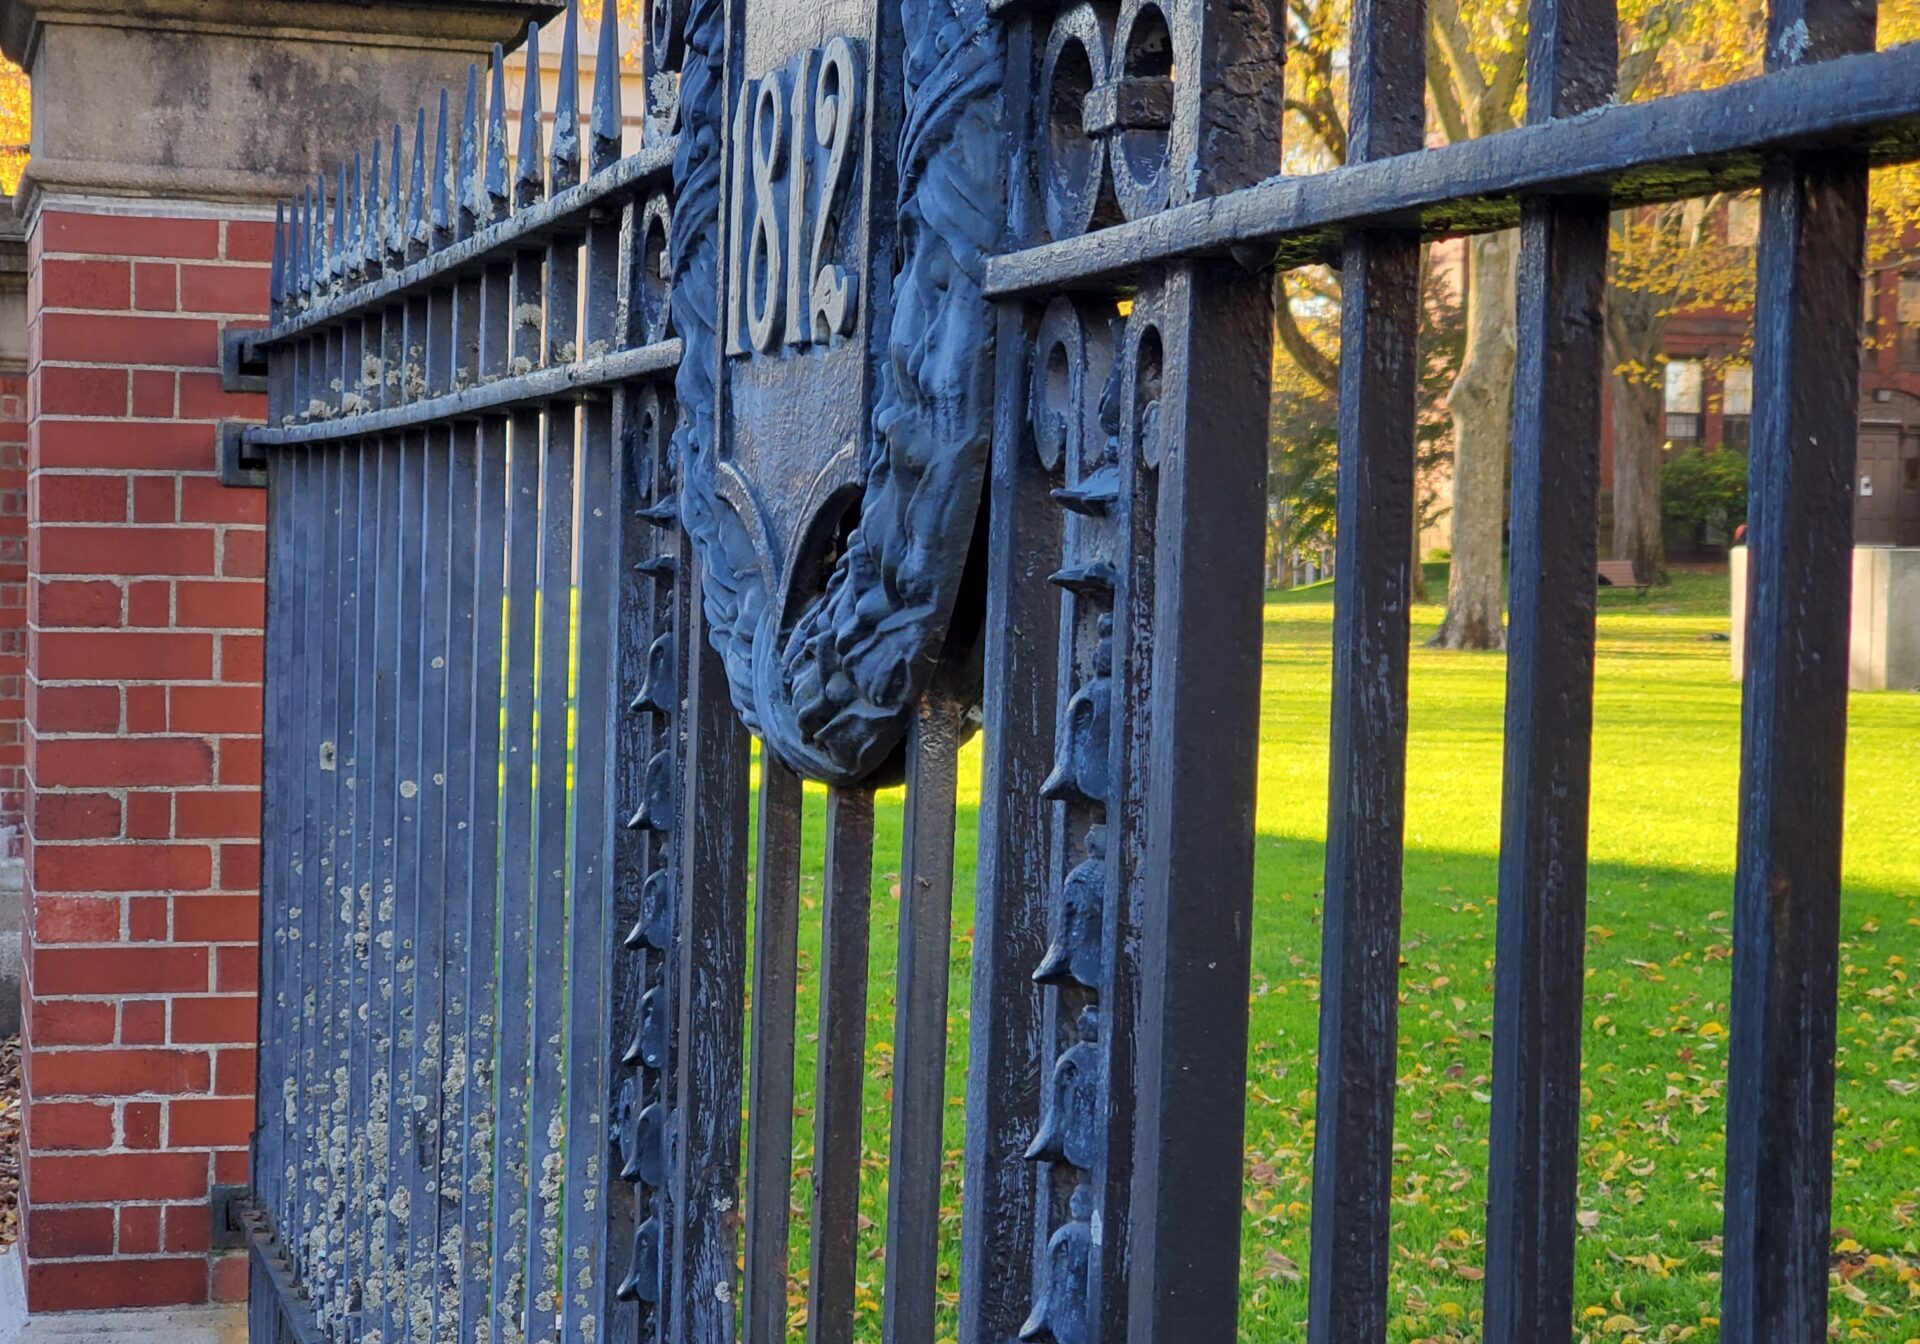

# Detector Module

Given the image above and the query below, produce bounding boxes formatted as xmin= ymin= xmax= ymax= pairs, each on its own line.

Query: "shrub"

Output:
xmin=1662 ymin=445 xmax=1748 ymax=543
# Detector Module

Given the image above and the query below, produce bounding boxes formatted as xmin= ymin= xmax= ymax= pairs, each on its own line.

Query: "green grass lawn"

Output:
xmin=762 ymin=566 xmax=1920 ymax=1343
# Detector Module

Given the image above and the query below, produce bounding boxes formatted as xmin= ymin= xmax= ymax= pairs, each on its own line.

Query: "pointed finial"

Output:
xmin=432 ymin=89 xmax=453 ymax=246
xmin=333 ymin=162 xmax=350 ymax=281
xmin=270 ymin=200 xmax=288 ymax=311
xmin=459 ymin=64 xmax=482 ymax=237
xmin=591 ymin=0 xmax=623 ymax=174
xmin=365 ymin=137 xmax=385 ymax=273
xmin=310 ymin=178 xmax=327 ymax=297
xmin=387 ymin=124 xmax=407 ymax=267
xmin=347 ymin=152 xmax=365 ymax=277
xmin=487 ymin=46 xmax=512 ymax=219
xmin=407 ymin=107 xmax=429 ymax=257
xmin=290 ymin=192 xmax=306 ymax=303
xmin=551 ymin=4 xmax=582 ymax=188
xmin=517 ymin=22 xmax=546 ymax=207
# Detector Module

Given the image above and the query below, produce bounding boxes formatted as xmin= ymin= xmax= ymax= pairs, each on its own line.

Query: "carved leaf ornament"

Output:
xmin=673 ymin=0 xmax=1006 ymax=785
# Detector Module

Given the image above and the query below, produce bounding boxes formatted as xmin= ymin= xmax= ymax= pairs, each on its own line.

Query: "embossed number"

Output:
xmin=727 ymin=41 xmax=864 ymax=357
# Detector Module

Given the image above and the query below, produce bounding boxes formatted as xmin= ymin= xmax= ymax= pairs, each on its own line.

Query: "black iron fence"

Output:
xmin=241 ymin=1 xmax=1920 ymax=1342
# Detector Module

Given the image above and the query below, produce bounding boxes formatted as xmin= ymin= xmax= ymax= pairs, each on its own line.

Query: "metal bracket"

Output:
xmin=221 ymin=327 xmax=269 ymax=395
xmin=210 ymin=1183 xmax=250 ymax=1251
xmin=220 ymin=421 xmax=268 ymax=490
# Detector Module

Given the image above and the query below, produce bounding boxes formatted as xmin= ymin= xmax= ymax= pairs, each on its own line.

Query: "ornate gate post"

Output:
xmin=0 ymin=0 xmax=554 ymax=1313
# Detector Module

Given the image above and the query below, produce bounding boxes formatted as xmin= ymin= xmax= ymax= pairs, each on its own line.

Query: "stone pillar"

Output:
xmin=0 ymin=0 xmax=557 ymax=1313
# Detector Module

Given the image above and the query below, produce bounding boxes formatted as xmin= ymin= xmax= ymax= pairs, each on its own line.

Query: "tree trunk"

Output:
xmin=1431 ymin=230 xmax=1515 ymax=651
xmin=1411 ymin=504 xmax=1428 ymax=601
xmin=1605 ymin=278 xmax=1671 ymax=587
xmin=1609 ymin=369 xmax=1668 ymax=586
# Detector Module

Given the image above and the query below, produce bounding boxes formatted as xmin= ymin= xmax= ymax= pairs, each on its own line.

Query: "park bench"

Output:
xmin=1598 ymin=559 xmax=1651 ymax=593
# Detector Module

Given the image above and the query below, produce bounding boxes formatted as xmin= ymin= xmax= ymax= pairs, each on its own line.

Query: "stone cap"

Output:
xmin=2 ymin=0 xmax=565 ymax=209
xmin=1 ymin=0 xmax=564 ymax=66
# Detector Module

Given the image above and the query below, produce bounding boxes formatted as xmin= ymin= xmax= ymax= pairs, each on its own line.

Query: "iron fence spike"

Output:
xmin=432 ymin=88 xmax=453 ymax=245
xmin=460 ymin=64 xmax=483 ymax=234
xmin=388 ymin=124 xmax=407 ymax=265
xmin=517 ymin=22 xmax=546 ymax=206
xmin=408 ymin=106 xmax=430 ymax=252
xmin=333 ymin=161 xmax=350 ymax=281
xmin=591 ymin=0 xmax=623 ymax=173
xmin=309 ymin=179 xmax=326 ymax=297
xmin=551 ymin=3 xmax=582 ymax=188
xmin=366 ymin=137 xmax=385 ymax=272
xmin=270 ymin=200 xmax=287 ymax=310
xmin=290 ymin=192 xmax=305 ymax=301
xmin=350 ymin=151 xmax=367 ymax=276
xmin=487 ymin=45 xmax=511 ymax=217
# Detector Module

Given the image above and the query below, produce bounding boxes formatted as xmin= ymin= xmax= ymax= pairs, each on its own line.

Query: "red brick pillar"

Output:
xmin=21 ymin=205 xmax=272 ymax=1309
xmin=0 ymin=0 xmax=559 ymax=1312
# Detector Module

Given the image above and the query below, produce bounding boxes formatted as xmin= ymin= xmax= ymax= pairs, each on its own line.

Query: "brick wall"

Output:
xmin=21 ymin=205 xmax=270 ymax=1311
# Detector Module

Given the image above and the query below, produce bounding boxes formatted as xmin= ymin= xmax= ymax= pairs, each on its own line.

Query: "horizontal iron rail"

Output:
xmin=250 ymin=139 xmax=676 ymax=350
xmin=245 ymin=340 xmax=683 ymax=450
xmin=985 ymin=40 xmax=1920 ymax=295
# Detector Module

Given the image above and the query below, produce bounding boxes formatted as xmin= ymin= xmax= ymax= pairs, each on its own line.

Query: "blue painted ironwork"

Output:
xmin=244 ymin=4 xmax=1920 ymax=1344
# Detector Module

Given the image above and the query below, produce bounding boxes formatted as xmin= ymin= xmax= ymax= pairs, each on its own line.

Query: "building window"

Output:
xmin=1722 ymin=363 xmax=1752 ymax=452
xmin=1665 ymin=360 xmax=1704 ymax=444
xmin=1899 ymin=275 xmax=1920 ymax=370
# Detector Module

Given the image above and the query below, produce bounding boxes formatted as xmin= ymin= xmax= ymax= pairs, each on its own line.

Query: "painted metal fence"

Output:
xmin=240 ymin=1 xmax=1920 ymax=1343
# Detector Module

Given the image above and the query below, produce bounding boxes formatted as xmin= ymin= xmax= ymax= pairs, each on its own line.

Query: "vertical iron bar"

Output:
xmin=666 ymin=597 xmax=751 ymax=1344
xmin=1121 ymin=0 xmax=1284 ymax=1336
xmin=307 ymin=445 xmax=346 ymax=1324
xmin=332 ymin=443 xmax=368 ymax=1336
xmin=385 ymin=304 xmax=431 ymax=1344
xmin=742 ymin=759 xmax=802 ymax=1344
xmin=560 ymin=186 xmax=627 ymax=1344
xmin=526 ymin=241 xmax=581 ymax=1344
xmin=1723 ymin=3 xmax=1874 ymax=1342
xmin=558 ymin=412 xmax=615 ymax=1344
xmin=1308 ymin=1 xmax=1426 ymax=1340
xmin=804 ymin=787 xmax=876 ymax=1344
xmin=365 ymin=435 xmax=404 ymax=1343
xmin=1483 ymin=0 xmax=1615 ymax=1339
xmin=412 ymin=434 xmax=455 ymax=1343
xmin=289 ymin=379 xmax=324 ymax=1293
xmin=882 ymin=699 xmax=964 ymax=1344
xmin=1121 ymin=266 xmax=1273 ymax=1344
xmin=254 ymin=443 xmax=290 ymax=1241
xmin=491 ymin=244 xmax=546 ymax=1344
xmin=958 ymin=299 xmax=1059 ymax=1344
xmin=459 ymin=251 xmax=514 ymax=1344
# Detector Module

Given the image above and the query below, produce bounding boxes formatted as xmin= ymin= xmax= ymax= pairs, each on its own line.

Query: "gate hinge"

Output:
xmin=221 ymin=328 xmax=269 ymax=395
xmin=220 ymin=422 xmax=268 ymax=490
xmin=210 ymin=1182 xmax=251 ymax=1251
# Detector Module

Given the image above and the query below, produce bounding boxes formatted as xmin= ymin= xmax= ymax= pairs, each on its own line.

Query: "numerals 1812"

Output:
xmin=728 ymin=38 xmax=863 ymax=356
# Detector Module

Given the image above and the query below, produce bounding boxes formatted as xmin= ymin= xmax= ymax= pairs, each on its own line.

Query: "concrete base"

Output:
xmin=1731 ymin=545 xmax=1920 ymax=690
xmin=0 ymin=1249 xmax=243 ymax=1344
